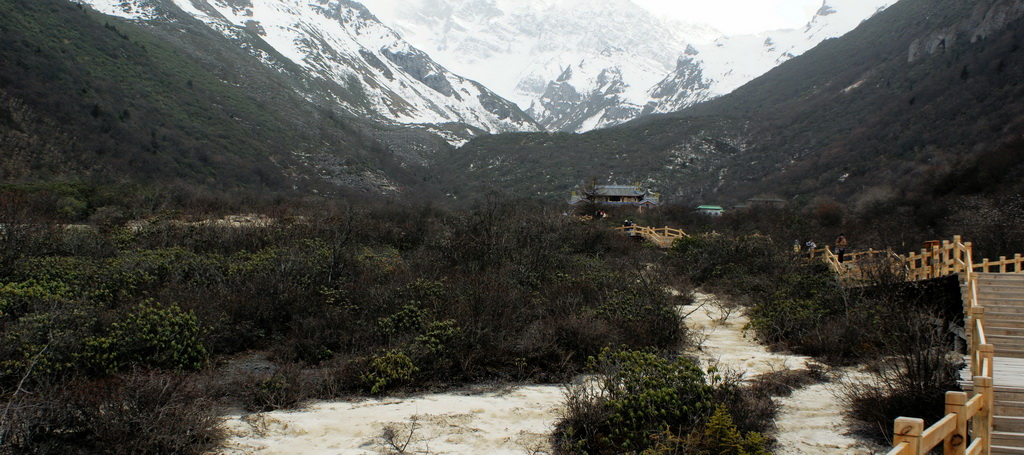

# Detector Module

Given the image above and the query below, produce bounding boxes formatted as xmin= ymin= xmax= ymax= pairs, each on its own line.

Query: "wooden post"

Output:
xmin=945 ymin=391 xmax=968 ymax=455
xmin=980 ymin=343 xmax=995 ymax=383
xmin=894 ymin=417 xmax=924 ymax=455
xmin=1016 ymin=253 xmax=1023 ymax=272
xmin=972 ymin=374 xmax=993 ymax=455
xmin=970 ymin=307 xmax=984 ymax=366
xmin=942 ymin=240 xmax=951 ymax=276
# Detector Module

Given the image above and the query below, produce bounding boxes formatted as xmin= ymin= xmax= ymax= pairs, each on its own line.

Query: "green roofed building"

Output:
xmin=696 ymin=205 xmax=725 ymax=216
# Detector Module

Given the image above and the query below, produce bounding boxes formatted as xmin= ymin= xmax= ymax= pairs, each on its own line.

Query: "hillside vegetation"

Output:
xmin=0 ymin=0 xmax=448 ymax=195
xmin=0 ymin=195 xmax=696 ymax=453
xmin=438 ymin=0 xmax=1024 ymax=214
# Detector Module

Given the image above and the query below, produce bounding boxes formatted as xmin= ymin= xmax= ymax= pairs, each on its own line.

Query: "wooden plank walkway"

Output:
xmin=612 ymin=225 xmax=687 ymax=248
xmin=997 ymin=357 xmax=1024 ymax=388
xmin=829 ymin=239 xmax=1024 ymax=455
xmin=961 ymin=272 xmax=1024 ymax=454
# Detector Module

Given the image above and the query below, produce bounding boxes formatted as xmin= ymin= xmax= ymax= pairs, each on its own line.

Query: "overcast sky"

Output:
xmin=631 ymin=0 xmax=823 ymax=35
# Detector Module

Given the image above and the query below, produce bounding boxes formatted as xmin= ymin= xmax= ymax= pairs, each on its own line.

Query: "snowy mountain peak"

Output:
xmin=77 ymin=0 xmax=540 ymax=143
xmin=366 ymin=0 xmax=896 ymax=132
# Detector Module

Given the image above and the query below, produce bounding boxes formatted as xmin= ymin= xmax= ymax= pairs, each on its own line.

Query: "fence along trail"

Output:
xmin=825 ymin=236 xmax=1024 ymax=455
xmin=616 ymin=226 xmax=1023 ymax=453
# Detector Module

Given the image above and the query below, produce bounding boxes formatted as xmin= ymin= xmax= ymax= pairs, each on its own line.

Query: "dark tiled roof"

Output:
xmin=593 ymin=185 xmax=645 ymax=197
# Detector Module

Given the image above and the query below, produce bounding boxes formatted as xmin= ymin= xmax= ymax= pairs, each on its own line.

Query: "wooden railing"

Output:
xmin=973 ymin=253 xmax=1024 ymax=273
xmin=877 ymin=236 xmax=995 ymax=455
xmin=816 ymin=246 xmax=904 ymax=286
xmin=900 ymin=236 xmax=974 ymax=281
xmin=612 ymin=225 xmax=688 ymax=247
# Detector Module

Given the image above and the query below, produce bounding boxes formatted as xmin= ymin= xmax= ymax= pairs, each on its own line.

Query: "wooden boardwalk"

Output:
xmin=829 ymin=238 xmax=1024 ymax=455
xmin=612 ymin=225 xmax=687 ymax=248
xmin=969 ymin=273 xmax=1024 ymax=454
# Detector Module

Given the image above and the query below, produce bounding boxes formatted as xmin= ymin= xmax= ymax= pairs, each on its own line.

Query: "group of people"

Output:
xmin=622 ymin=219 xmax=637 ymax=235
xmin=795 ymin=233 xmax=848 ymax=262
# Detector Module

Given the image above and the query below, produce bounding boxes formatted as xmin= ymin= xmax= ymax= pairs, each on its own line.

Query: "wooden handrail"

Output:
xmin=612 ymin=224 xmax=687 ymax=247
xmin=882 ymin=236 xmax=999 ymax=455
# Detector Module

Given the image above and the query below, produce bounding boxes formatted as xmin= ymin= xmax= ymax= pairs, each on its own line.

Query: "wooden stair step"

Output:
xmin=995 ymin=394 xmax=1024 ymax=404
xmin=996 ymin=386 xmax=1024 ymax=396
xmin=990 ymin=351 xmax=1024 ymax=360
xmin=978 ymin=272 xmax=1024 ymax=279
xmin=977 ymin=284 xmax=1024 ymax=291
xmin=986 ymin=324 xmax=1024 ymax=333
xmin=980 ymin=298 xmax=1024 ymax=304
xmin=974 ymin=291 xmax=1024 ymax=299
xmin=996 ymin=416 xmax=1024 ymax=433
xmin=987 ymin=326 xmax=1024 ymax=336
xmin=988 ymin=334 xmax=1024 ymax=344
xmin=986 ymin=319 xmax=1024 ymax=328
xmin=978 ymin=273 xmax=1024 ymax=278
xmin=992 ymin=430 xmax=1024 ymax=449
xmin=985 ymin=312 xmax=1024 ymax=323
xmin=993 ymin=445 xmax=1024 ymax=455
xmin=977 ymin=275 xmax=1024 ymax=281
xmin=978 ymin=276 xmax=1024 ymax=283
xmin=996 ymin=400 xmax=1024 ymax=417
xmin=977 ymin=287 xmax=1024 ymax=294
xmin=984 ymin=303 xmax=1024 ymax=312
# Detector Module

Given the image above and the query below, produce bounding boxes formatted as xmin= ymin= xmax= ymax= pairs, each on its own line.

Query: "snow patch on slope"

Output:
xmin=366 ymin=0 xmax=896 ymax=132
xmin=77 ymin=0 xmax=539 ymax=139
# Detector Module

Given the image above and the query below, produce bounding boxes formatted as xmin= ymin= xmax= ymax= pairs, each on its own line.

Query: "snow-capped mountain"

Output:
xmin=77 ymin=0 xmax=540 ymax=141
xmin=366 ymin=0 xmax=896 ymax=132
xmin=685 ymin=0 xmax=896 ymax=99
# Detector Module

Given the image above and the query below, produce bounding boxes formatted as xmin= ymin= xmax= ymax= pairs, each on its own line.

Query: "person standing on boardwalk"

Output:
xmin=835 ymin=233 xmax=848 ymax=263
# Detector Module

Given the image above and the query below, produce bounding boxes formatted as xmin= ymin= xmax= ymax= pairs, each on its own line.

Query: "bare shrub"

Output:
xmin=242 ymin=363 xmax=315 ymax=412
xmin=1 ymin=369 xmax=222 ymax=454
xmin=377 ymin=416 xmax=424 ymax=454
xmin=747 ymin=362 xmax=827 ymax=398
xmin=838 ymin=310 xmax=964 ymax=443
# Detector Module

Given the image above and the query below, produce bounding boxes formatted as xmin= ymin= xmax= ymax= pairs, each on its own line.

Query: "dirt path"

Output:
xmin=216 ymin=291 xmax=883 ymax=454
xmin=217 ymin=385 xmax=562 ymax=454
xmin=682 ymin=291 xmax=883 ymax=454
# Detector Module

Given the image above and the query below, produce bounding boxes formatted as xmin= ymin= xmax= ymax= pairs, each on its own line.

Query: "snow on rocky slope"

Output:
xmin=77 ymin=0 xmax=540 ymax=139
xmin=366 ymin=0 xmax=896 ymax=132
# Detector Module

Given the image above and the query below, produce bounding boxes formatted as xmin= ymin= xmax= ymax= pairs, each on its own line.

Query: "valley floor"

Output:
xmin=215 ymin=292 xmax=884 ymax=454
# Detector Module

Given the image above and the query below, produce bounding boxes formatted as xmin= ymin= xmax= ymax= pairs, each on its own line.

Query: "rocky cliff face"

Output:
xmin=77 ymin=0 xmax=540 ymax=143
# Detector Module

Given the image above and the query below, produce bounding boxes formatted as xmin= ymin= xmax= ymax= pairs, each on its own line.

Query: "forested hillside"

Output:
xmin=0 ymin=0 xmax=449 ymax=196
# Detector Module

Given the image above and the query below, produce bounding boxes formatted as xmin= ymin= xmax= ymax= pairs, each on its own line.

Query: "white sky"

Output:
xmin=631 ymin=0 xmax=824 ymax=35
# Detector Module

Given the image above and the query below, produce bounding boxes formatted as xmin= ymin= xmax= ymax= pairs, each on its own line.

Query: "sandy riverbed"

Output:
xmin=684 ymin=292 xmax=883 ymax=454
xmin=218 ymin=384 xmax=562 ymax=454
xmin=216 ymin=291 xmax=882 ymax=454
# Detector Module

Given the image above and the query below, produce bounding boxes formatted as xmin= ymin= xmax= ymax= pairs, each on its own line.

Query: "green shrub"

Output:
xmin=555 ymin=349 xmax=718 ymax=453
xmin=360 ymin=349 xmax=418 ymax=395
xmin=0 ymin=279 xmax=72 ymax=318
xmin=700 ymin=405 xmax=771 ymax=455
xmin=0 ymin=309 xmax=95 ymax=388
xmin=107 ymin=300 xmax=206 ymax=372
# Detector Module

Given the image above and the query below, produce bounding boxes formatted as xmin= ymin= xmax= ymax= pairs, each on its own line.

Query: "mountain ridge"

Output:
xmin=437 ymin=0 xmax=1024 ymax=210
xmin=366 ymin=0 xmax=895 ymax=132
xmin=0 ymin=0 xmax=451 ymax=195
xmin=78 ymin=0 xmax=541 ymax=143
